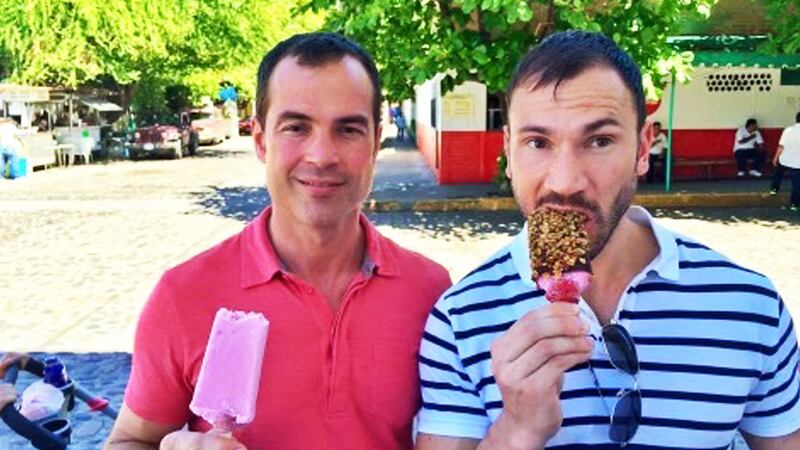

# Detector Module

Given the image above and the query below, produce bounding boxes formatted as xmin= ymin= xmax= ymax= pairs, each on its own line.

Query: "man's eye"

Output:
xmin=525 ymin=138 xmax=549 ymax=149
xmin=341 ymin=126 xmax=365 ymax=136
xmin=281 ymin=124 xmax=307 ymax=134
xmin=590 ymin=136 xmax=613 ymax=148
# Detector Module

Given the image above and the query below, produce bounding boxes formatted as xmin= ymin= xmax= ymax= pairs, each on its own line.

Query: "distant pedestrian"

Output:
xmin=733 ymin=118 xmax=766 ymax=177
xmin=646 ymin=121 xmax=668 ymax=183
xmin=0 ymin=119 xmax=23 ymax=179
xmin=770 ymin=111 xmax=800 ymax=211
xmin=391 ymin=105 xmax=406 ymax=141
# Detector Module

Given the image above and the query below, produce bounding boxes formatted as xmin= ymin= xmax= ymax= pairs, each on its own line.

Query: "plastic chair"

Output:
xmin=72 ymin=137 xmax=93 ymax=165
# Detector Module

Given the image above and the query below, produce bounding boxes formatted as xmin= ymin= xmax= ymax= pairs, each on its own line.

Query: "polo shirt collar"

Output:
xmin=240 ymin=207 xmax=399 ymax=289
xmin=510 ymin=205 xmax=680 ymax=289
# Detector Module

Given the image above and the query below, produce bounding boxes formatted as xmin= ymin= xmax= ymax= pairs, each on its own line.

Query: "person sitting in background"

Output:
xmin=646 ymin=121 xmax=668 ymax=183
xmin=733 ymin=118 xmax=766 ymax=177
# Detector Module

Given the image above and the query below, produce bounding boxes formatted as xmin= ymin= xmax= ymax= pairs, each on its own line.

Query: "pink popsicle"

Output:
xmin=190 ymin=308 xmax=269 ymax=432
xmin=537 ymin=271 xmax=592 ymax=303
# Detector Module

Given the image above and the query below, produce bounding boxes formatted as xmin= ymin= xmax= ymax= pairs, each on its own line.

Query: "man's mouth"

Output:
xmin=298 ymin=179 xmax=344 ymax=188
xmin=296 ymin=178 xmax=346 ymax=196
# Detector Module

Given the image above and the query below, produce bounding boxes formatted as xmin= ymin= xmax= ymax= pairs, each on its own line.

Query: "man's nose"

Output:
xmin=541 ymin=147 xmax=588 ymax=197
xmin=305 ymin=131 xmax=339 ymax=167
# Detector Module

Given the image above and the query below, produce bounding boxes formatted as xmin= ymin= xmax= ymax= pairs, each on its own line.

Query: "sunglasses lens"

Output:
xmin=610 ymin=389 xmax=642 ymax=443
xmin=603 ymin=324 xmax=639 ymax=375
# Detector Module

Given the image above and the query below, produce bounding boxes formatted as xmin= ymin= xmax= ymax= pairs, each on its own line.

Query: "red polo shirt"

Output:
xmin=124 ymin=207 xmax=451 ymax=450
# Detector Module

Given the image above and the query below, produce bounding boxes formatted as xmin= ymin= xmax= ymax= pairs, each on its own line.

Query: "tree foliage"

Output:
xmin=0 ymin=0 xmax=323 ymax=110
xmin=762 ymin=0 xmax=800 ymax=54
xmin=301 ymin=0 xmax=718 ymax=101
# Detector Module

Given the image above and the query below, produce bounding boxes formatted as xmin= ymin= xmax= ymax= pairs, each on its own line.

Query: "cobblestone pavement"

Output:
xmin=2 ymin=136 xmax=797 ymax=448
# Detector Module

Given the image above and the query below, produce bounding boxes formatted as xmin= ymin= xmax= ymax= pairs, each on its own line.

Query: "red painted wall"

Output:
xmin=415 ymin=122 xmax=439 ymax=179
xmin=418 ymin=123 xmax=783 ymax=184
xmin=439 ymin=131 xmax=504 ymax=184
xmin=669 ymin=127 xmax=781 ymax=178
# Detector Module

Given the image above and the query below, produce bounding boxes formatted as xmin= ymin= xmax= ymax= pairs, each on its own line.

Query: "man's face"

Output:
xmin=504 ymin=65 xmax=651 ymax=259
xmin=253 ymin=56 xmax=381 ymax=228
xmin=653 ymin=123 xmax=661 ymax=135
xmin=747 ymin=122 xmax=758 ymax=133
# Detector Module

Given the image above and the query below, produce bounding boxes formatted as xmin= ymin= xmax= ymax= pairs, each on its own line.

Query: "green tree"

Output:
xmin=0 ymin=0 xmax=324 ymax=110
xmin=762 ymin=0 xmax=800 ymax=53
xmin=301 ymin=0 xmax=717 ymax=102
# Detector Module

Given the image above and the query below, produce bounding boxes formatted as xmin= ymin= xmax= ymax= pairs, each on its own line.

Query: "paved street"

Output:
xmin=1 ymin=136 xmax=798 ymax=448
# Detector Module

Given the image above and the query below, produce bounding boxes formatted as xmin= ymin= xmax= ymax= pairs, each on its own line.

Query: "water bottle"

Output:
xmin=43 ymin=357 xmax=69 ymax=388
xmin=43 ymin=356 xmax=76 ymax=411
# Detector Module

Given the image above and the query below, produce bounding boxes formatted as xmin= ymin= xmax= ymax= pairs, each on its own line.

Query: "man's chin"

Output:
xmin=295 ymin=204 xmax=361 ymax=227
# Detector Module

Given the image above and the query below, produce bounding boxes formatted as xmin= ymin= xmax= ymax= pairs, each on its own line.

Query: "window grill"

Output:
xmin=705 ymin=72 xmax=773 ymax=93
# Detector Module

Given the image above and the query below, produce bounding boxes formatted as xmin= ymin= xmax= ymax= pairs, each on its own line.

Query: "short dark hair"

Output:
xmin=255 ymin=32 xmax=382 ymax=128
xmin=746 ymin=118 xmax=758 ymax=127
xmin=507 ymin=30 xmax=646 ymax=130
xmin=654 ymin=121 xmax=662 ymax=127
xmin=795 ymin=112 xmax=800 ymax=123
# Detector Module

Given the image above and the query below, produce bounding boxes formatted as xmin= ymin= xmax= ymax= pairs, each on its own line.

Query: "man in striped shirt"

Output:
xmin=416 ymin=31 xmax=800 ymax=450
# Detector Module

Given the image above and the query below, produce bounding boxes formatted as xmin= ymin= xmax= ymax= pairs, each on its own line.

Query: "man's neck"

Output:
xmin=582 ymin=212 xmax=660 ymax=325
xmin=268 ymin=207 xmax=366 ymax=308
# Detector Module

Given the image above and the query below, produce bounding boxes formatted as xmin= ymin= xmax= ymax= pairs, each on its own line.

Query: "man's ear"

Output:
xmin=374 ymin=123 xmax=383 ymax=156
xmin=636 ymin=121 xmax=654 ymax=177
xmin=503 ymin=124 xmax=512 ymax=179
xmin=253 ymin=118 xmax=266 ymax=163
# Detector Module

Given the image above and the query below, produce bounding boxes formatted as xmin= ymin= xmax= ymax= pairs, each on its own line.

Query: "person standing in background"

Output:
xmin=770 ymin=111 xmax=800 ymax=211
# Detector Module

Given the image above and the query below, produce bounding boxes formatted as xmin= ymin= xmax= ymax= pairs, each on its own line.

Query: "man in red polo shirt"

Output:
xmin=105 ymin=32 xmax=451 ymax=450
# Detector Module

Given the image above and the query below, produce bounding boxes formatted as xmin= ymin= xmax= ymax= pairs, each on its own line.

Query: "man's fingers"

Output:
xmin=160 ymin=430 xmax=247 ymax=450
xmin=517 ymin=350 xmax=594 ymax=396
xmin=492 ymin=306 xmax=588 ymax=362
xmin=497 ymin=336 xmax=593 ymax=384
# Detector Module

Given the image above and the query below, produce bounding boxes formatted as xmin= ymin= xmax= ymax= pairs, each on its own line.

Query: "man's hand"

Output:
xmin=159 ymin=430 xmax=246 ymax=450
xmin=485 ymin=303 xmax=593 ymax=449
xmin=0 ymin=353 xmax=29 ymax=379
xmin=0 ymin=382 xmax=17 ymax=410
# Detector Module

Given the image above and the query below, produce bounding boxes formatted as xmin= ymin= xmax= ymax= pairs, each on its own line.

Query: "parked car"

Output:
xmin=130 ymin=114 xmax=198 ymax=160
xmin=189 ymin=108 xmax=229 ymax=145
xmin=238 ymin=116 xmax=254 ymax=135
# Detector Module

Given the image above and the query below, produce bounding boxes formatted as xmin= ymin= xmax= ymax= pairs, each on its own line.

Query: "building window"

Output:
xmin=487 ymin=93 xmax=505 ymax=130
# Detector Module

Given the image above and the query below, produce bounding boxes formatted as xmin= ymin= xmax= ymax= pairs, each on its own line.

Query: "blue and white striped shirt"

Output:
xmin=418 ymin=207 xmax=800 ymax=448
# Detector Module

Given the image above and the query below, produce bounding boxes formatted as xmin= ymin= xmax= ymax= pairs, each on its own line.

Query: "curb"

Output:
xmin=363 ymin=192 xmax=791 ymax=213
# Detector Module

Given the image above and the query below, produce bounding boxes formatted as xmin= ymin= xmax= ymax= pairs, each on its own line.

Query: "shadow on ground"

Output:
xmin=380 ymin=137 xmax=416 ymax=150
xmin=194 ymin=185 xmax=523 ymax=239
xmin=192 ymin=183 xmax=799 ymax=235
xmin=196 ymin=186 xmax=270 ymax=222
xmin=192 ymin=148 xmax=251 ymax=159
xmin=367 ymin=210 xmax=523 ymax=239
xmin=651 ymin=207 xmax=800 ymax=229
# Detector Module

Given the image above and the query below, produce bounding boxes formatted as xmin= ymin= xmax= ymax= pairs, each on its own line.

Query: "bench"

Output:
xmin=650 ymin=158 xmax=737 ymax=180
xmin=674 ymin=158 xmax=735 ymax=180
